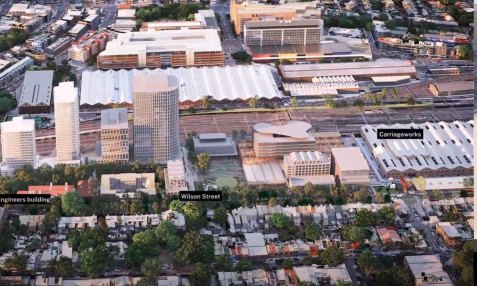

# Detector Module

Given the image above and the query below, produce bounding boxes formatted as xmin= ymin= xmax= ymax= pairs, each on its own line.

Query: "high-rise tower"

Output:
xmin=54 ymin=81 xmax=80 ymax=164
xmin=133 ymin=74 xmax=180 ymax=164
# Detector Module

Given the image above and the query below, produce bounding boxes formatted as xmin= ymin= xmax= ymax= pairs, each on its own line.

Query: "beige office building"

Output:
xmin=283 ymin=151 xmax=331 ymax=177
xmin=230 ymin=0 xmax=320 ymax=34
xmin=253 ymin=121 xmax=316 ymax=158
xmin=1 ymin=116 xmax=36 ymax=168
xmin=133 ymin=74 xmax=180 ymax=164
xmin=331 ymin=147 xmax=370 ymax=185
xmin=100 ymin=108 xmax=129 ymax=164
xmin=54 ymin=82 xmax=80 ymax=164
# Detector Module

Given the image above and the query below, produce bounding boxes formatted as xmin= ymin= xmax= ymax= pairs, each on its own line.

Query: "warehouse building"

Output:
xmin=283 ymin=76 xmax=359 ymax=97
xmin=360 ymin=121 xmax=474 ymax=178
xmin=80 ymin=64 xmax=281 ymax=109
xmin=279 ymin=58 xmax=417 ymax=82
xmin=428 ymin=81 xmax=474 ymax=96
xmin=404 ymin=255 xmax=453 ymax=286
xmin=18 ymin=70 xmax=54 ymax=114
xmin=97 ymin=29 xmax=224 ymax=69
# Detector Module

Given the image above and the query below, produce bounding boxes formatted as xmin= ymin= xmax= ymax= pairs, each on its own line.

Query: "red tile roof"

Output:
xmin=17 ymin=184 xmax=74 ymax=196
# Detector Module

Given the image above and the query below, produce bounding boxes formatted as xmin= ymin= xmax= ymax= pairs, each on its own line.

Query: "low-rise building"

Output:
xmin=18 ymin=215 xmax=45 ymax=232
xmin=17 ymin=183 xmax=74 ymax=196
xmin=405 ymin=255 xmax=453 ymax=286
xmin=282 ymin=151 xmax=335 ymax=187
xmin=100 ymin=173 xmax=156 ymax=197
xmin=68 ymin=23 xmax=88 ymax=39
xmin=292 ymin=264 xmax=352 ymax=285
xmin=25 ymin=33 xmax=49 ymax=52
xmin=80 ymin=14 xmax=101 ymax=29
xmin=376 ymin=227 xmax=402 ymax=244
xmin=194 ymin=9 xmax=220 ymax=31
xmin=165 ymin=159 xmax=188 ymax=194
xmin=45 ymin=37 xmax=73 ymax=58
xmin=428 ymin=81 xmax=474 ymax=96
xmin=193 ymin=133 xmax=238 ymax=157
xmin=140 ymin=21 xmax=203 ymax=31
xmin=331 ymin=147 xmax=370 ymax=185
xmin=436 ymin=222 xmax=462 ymax=248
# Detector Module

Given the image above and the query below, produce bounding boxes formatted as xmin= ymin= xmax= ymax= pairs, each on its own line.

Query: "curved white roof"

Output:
xmin=80 ymin=65 xmax=282 ymax=105
xmin=253 ymin=121 xmax=312 ymax=139
xmin=361 ymin=120 xmax=474 ymax=173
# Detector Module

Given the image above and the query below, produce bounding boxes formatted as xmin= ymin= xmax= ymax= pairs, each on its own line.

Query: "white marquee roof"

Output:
xmin=80 ymin=65 xmax=282 ymax=105
xmin=361 ymin=121 xmax=474 ymax=173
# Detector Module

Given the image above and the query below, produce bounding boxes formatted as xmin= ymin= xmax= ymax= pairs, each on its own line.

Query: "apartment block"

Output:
xmin=45 ymin=37 xmax=73 ymax=58
xmin=100 ymin=108 xmax=129 ymax=164
xmin=54 ymin=82 xmax=80 ymax=164
xmin=1 ymin=117 xmax=36 ymax=169
xmin=133 ymin=74 xmax=180 ymax=164
xmin=97 ymin=30 xmax=224 ymax=69
xmin=68 ymin=30 xmax=111 ymax=62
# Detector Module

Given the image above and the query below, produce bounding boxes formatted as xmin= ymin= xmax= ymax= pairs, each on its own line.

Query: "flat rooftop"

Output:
xmin=19 ymin=70 xmax=54 ymax=107
xmin=133 ymin=74 xmax=179 ymax=93
xmin=1 ymin=116 xmax=35 ymax=133
xmin=331 ymin=147 xmax=369 ymax=171
xmin=430 ymin=81 xmax=474 ymax=93
xmin=99 ymin=29 xmax=222 ymax=56
xmin=244 ymin=19 xmax=321 ymax=29
xmin=280 ymin=58 xmax=416 ymax=79
xmin=53 ymin=81 xmax=77 ymax=104
xmin=101 ymin=108 xmax=128 ymax=129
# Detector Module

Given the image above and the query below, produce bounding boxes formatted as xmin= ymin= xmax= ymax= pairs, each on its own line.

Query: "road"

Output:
xmin=364 ymin=30 xmax=380 ymax=60
xmin=0 ymin=0 xmax=13 ymax=16
xmin=212 ymin=2 xmax=243 ymax=63
xmin=101 ymin=4 xmax=117 ymax=29
xmin=344 ymin=257 xmax=359 ymax=286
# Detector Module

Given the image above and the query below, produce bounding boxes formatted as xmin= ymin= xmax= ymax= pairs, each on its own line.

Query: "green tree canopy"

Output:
xmin=304 ymin=222 xmax=321 ymax=241
xmin=321 ymin=245 xmax=345 ymax=267
xmin=189 ymin=262 xmax=212 ymax=286
xmin=271 ymin=213 xmax=291 ymax=229
xmin=173 ymin=231 xmax=214 ymax=265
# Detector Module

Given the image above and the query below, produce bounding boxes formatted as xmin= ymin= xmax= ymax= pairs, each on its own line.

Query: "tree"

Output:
xmin=377 ymin=206 xmax=396 ymax=225
xmin=324 ymin=94 xmax=335 ymax=107
xmin=375 ymin=192 xmax=385 ymax=203
xmin=141 ymin=258 xmax=162 ymax=279
xmin=0 ymin=97 xmax=13 ymax=113
xmin=392 ymin=87 xmax=399 ymax=102
xmin=196 ymin=152 xmax=210 ymax=173
xmin=282 ymin=258 xmax=293 ymax=269
xmin=457 ymin=45 xmax=473 ymax=60
xmin=463 ymin=177 xmax=474 ymax=188
xmin=432 ymin=189 xmax=443 ymax=200
xmin=443 ymin=211 xmax=457 ymax=222
xmin=342 ymin=225 xmax=368 ymax=244
xmin=213 ymin=206 xmax=228 ymax=225
xmin=303 ymin=182 xmax=314 ymax=196
xmin=236 ymin=258 xmax=253 ymax=271
xmin=385 ymin=19 xmax=396 ymax=29
xmin=189 ymin=263 xmax=211 ymax=286
xmin=248 ymin=95 xmax=258 ymax=108
xmin=452 ymin=241 xmax=474 ymax=286
xmin=355 ymin=209 xmax=376 ymax=227
xmin=321 ymin=245 xmax=345 ymax=267
xmin=353 ymin=187 xmax=369 ymax=203
xmin=353 ymin=99 xmax=365 ymax=106
xmin=357 ymin=250 xmax=378 ymax=277
xmin=61 ymin=191 xmax=86 ymax=216
xmin=52 ymin=256 xmax=74 ymax=278
xmin=201 ymin=95 xmax=213 ymax=109
xmin=214 ymin=255 xmax=233 ymax=272
xmin=268 ymin=197 xmax=278 ymax=207
xmin=231 ymin=51 xmax=252 ymax=64
xmin=132 ymin=229 xmax=160 ymax=255
xmin=173 ymin=231 xmax=214 ymax=265
xmin=304 ymin=222 xmax=320 ymax=241
xmin=406 ymin=96 xmax=416 ymax=105
xmin=155 ymin=221 xmax=177 ymax=240
xmin=271 ymin=213 xmax=290 ymax=229
xmin=291 ymin=97 xmax=298 ymax=108
xmin=125 ymin=244 xmax=146 ymax=268
xmin=3 ymin=254 xmax=28 ymax=272
xmin=81 ymin=245 xmax=110 ymax=278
